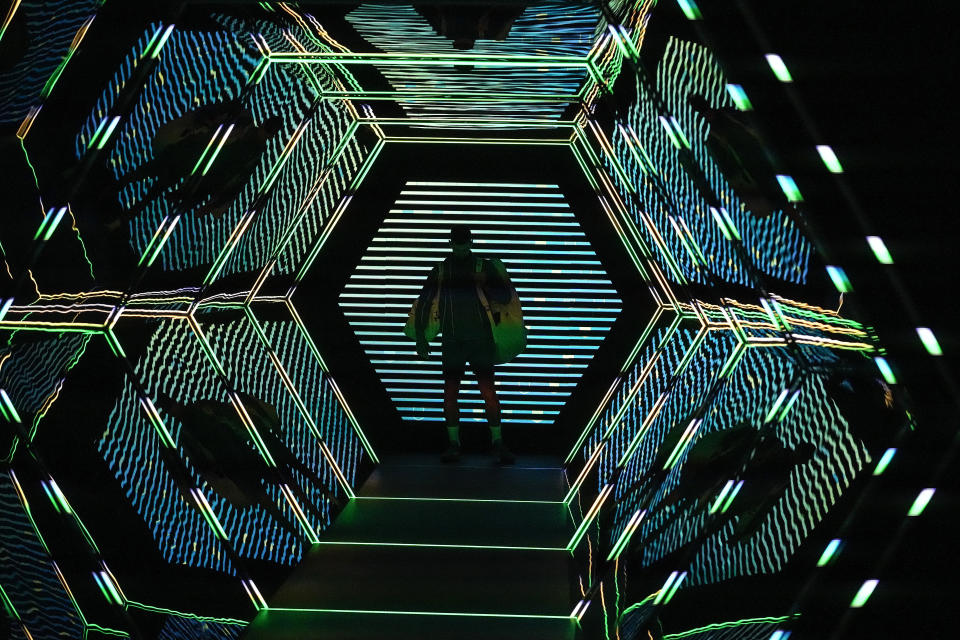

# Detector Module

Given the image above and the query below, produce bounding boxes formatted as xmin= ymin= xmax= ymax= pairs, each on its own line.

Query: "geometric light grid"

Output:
xmin=0 ymin=1 xmax=917 ymax=638
xmin=344 ymin=3 xmax=600 ymax=128
xmin=339 ymin=181 xmax=622 ymax=426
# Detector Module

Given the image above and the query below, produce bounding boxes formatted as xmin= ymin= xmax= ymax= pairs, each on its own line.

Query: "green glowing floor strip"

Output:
xmin=354 ymin=496 xmax=563 ymax=505
xmin=313 ymin=540 xmax=568 ymax=552
xmin=265 ymin=607 xmax=575 ymax=620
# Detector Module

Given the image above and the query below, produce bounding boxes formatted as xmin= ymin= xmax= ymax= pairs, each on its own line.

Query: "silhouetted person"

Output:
xmin=116 ymin=104 xmax=284 ymax=221
xmin=413 ymin=225 xmax=518 ymax=464
xmin=154 ymin=391 xmax=330 ymax=542
xmin=686 ymin=93 xmax=786 ymax=218
xmin=416 ymin=5 xmax=525 ymax=50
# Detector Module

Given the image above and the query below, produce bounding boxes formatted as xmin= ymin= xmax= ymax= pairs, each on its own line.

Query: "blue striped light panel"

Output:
xmin=340 ymin=181 xmax=622 ymax=426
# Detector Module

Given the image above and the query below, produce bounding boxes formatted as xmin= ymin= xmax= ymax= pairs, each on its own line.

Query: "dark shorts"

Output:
xmin=441 ymin=337 xmax=496 ymax=381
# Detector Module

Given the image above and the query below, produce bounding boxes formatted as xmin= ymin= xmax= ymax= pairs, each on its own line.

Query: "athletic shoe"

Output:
xmin=440 ymin=443 xmax=461 ymax=463
xmin=492 ymin=440 xmax=515 ymax=465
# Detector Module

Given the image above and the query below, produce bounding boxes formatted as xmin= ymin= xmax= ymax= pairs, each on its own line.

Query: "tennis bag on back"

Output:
xmin=476 ymin=257 xmax=526 ymax=364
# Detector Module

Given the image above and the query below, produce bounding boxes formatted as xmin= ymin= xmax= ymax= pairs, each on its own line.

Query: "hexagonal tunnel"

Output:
xmin=0 ymin=2 xmax=948 ymax=640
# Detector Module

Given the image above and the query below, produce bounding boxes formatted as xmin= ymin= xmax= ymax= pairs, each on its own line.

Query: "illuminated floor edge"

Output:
xmin=243 ymin=454 xmax=579 ymax=639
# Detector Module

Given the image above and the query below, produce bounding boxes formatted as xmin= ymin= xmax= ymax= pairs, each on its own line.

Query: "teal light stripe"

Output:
xmin=400 ymin=190 xmax=564 ymax=198
xmin=407 ymin=181 xmax=557 ymax=188
xmin=395 ymin=199 xmax=571 ymax=208
xmin=266 ymin=607 xmax=574 ymax=620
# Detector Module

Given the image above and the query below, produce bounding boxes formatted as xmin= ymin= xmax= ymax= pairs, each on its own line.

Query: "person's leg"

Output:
xmin=441 ymin=343 xmax=464 ymax=462
xmin=475 ymin=366 xmax=513 ymax=464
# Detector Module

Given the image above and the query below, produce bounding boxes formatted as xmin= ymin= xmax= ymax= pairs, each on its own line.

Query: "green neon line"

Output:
xmin=908 ymin=488 xmax=935 ymax=516
xmin=566 ymin=485 xmax=612 ymax=551
xmin=42 ymin=483 xmax=61 ymax=513
xmin=85 ymin=624 xmax=129 ymax=638
xmin=242 ymin=307 xmax=356 ymax=499
xmin=765 ymin=54 xmax=793 ymax=82
xmin=286 ymin=300 xmax=378 ymax=462
xmin=385 ymin=137 xmax=570 ymax=146
xmin=652 ymin=572 xmax=679 ymax=605
xmin=247 ymin=57 xmax=271 ymax=85
xmin=916 ymin=327 xmax=942 ymax=356
xmin=606 ymin=510 xmax=642 ymax=561
xmin=319 ymin=90 xmax=577 ymax=103
xmin=0 ymin=390 xmax=21 ymax=423
xmin=850 ymin=579 xmax=878 ymax=607
xmin=725 ymin=84 xmax=752 ymax=110
xmin=86 ymin=117 xmax=107 ymax=149
xmin=149 ymin=24 xmax=174 ymax=59
xmin=622 ymin=306 xmax=664 ymax=372
xmin=270 ymin=52 xmax=590 ymax=66
xmin=776 ymin=174 xmax=803 ymax=202
xmin=816 ymin=145 xmax=843 ymax=173
xmin=125 ymin=601 xmax=248 ymax=625
xmin=663 ymin=615 xmax=797 ymax=639
xmin=349 ymin=136 xmax=383 ymax=191
xmin=720 ymin=480 xmax=743 ymax=513
xmin=865 ymin=236 xmax=893 ymax=264
xmin=873 ymin=448 xmax=896 ymax=476
xmin=354 ymin=496 xmax=562 ymax=505
xmin=873 ymin=356 xmax=896 ymax=384
xmin=189 ymin=125 xmax=225 ymax=176
xmin=676 ymin=0 xmax=702 ymax=20
xmin=709 ymin=480 xmax=734 ymax=514
xmin=663 ymin=571 xmax=686 ymax=603
xmin=817 ymin=539 xmax=842 ymax=567
xmin=313 ymin=541 xmax=566 ymax=552
xmin=825 ymin=266 xmax=852 ymax=293
xmin=41 ymin=26 xmax=83 ymax=99
xmin=265 ymin=607 xmax=575 ymax=620
xmin=203 ymin=212 xmax=253 ymax=285
xmin=96 ymin=116 xmax=120 ymax=150
xmin=100 ymin=572 xmax=123 ymax=605
xmin=49 ymin=480 xmax=72 ymax=514
xmin=0 ymin=583 xmax=19 ymax=620
xmin=92 ymin=573 xmax=113 ymax=603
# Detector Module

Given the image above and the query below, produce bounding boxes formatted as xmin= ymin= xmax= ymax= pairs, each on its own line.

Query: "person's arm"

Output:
xmin=415 ymin=264 xmax=440 ymax=343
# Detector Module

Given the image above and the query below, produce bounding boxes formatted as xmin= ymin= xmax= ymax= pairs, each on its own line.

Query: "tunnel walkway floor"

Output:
xmin=242 ymin=453 xmax=580 ymax=639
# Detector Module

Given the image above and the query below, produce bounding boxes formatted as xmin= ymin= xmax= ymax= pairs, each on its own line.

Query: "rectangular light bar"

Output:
xmin=916 ymin=327 xmax=942 ymax=356
xmin=776 ymin=174 xmax=803 ymax=202
xmin=850 ymin=579 xmax=878 ymax=608
xmin=866 ymin=236 xmax=893 ymax=264
xmin=816 ymin=145 xmax=843 ymax=173
xmin=825 ymin=265 xmax=852 ymax=293
xmin=908 ymin=488 xmax=935 ymax=516
xmin=816 ymin=538 xmax=843 ymax=567
xmin=677 ymin=0 xmax=702 ymax=20
xmin=872 ymin=448 xmax=896 ymax=476
xmin=765 ymin=54 xmax=793 ymax=82
xmin=725 ymin=84 xmax=753 ymax=110
xmin=873 ymin=356 xmax=897 ymax=384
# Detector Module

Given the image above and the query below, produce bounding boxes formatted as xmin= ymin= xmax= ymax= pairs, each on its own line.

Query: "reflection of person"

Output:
xmin=414 ymin=225 xmax=516 ymax=464
xmin=686 ymin=93 xmax=785 ymax=218
xmin=415 ymin=5 xmax=525 ymax=50
xmin=116 ymin=102 xmax=283 ymax=221
xmin=154 ymin=391 xmax=329 ymax=542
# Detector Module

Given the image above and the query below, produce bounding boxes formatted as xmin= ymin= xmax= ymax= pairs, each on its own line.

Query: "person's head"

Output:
xmin=450 ymin=225 xmax=472 ymax=256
